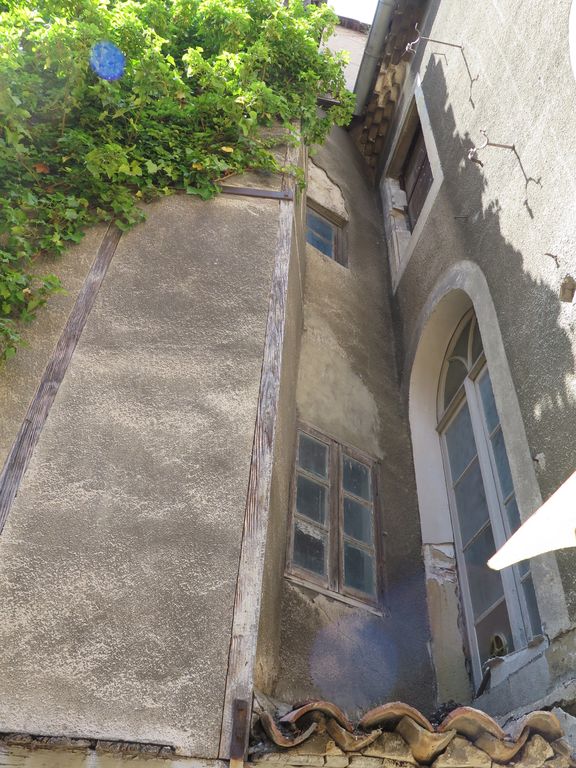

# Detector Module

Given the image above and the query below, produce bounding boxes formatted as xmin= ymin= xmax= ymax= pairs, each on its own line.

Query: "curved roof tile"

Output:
xmin=254 ymin=699 xmax=574 ymax=768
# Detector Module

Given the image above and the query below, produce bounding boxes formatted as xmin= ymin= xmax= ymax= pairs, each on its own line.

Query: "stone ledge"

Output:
xmin=0 ymin=732 xmax=176 ymax=759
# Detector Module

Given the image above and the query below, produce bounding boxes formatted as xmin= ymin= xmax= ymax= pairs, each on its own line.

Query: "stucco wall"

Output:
xmin=272 ymin=128 xmax=435 ymax=718
xmin=0 ymin=191 xmax=282 ymax=757
xmin=379 ymin=0 xmax=576 ymax=712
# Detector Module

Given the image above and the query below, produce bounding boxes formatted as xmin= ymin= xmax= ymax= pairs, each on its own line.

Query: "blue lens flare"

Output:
xmin=90 ymin=41 xmax=126 ymax=81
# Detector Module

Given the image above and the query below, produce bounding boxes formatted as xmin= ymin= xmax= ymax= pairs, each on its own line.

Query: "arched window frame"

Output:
xmin=436 ymin=310 xmax=540 ymax=685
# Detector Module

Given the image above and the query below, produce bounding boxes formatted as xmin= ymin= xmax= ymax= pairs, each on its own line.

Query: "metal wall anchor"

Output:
xmin=406 ymin=22 xmax=463 ymax=54
xmin=467 ymin=129 xmax=515 ymax=167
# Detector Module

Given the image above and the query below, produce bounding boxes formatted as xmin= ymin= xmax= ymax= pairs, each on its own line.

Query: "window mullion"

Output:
xmin=464 ymin=377 xmax=506 ymax=547
xmin=439 ymin=427 xmax=483 ymax=686
xmin=328 ymin=441 xmax=340 ymax=593
xmin=464 ymin=377 xmax=528 ymax=650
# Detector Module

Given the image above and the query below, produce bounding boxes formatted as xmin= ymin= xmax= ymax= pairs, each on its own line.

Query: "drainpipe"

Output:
xmin=353 ymin=0 xmax=395 ymax=116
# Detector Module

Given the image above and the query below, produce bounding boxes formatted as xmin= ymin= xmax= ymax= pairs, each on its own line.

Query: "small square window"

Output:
xmin=287 ymin=426 xmax=381 ymax=606
xmin=305 ymin=206 xmax=347 ymax=267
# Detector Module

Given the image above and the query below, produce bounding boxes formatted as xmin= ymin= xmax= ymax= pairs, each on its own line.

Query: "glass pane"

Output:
xmin=293 ymin=520 xmax=326 ymax=576
xmin=344 ymin=497 xmax=373 ymax=544
xmin=475 ymin=599 xmax=514 ymax=664
xmin=306 ymin=229 xmax=333 ymax=258
xmin=307 ymin=209 xmax=334 ymax=241
xmin=445 ymin=403 xmax=477 ymax=481
xmin=444 ymin=358 xmax=468 ymax=408
xmin=505 ymin=495 xmax=521 ymax=534
xmin=342 ymin=456 xmax=371 ymax=500
xmin=298 ymin=433 xmax=328 ymax=478
xmin=491 ymin=428 xmax=514 ymax=499
xmin=344 ymin=543 xmax=375 ymax=595
xmin=478 ymin=371 xmax=499 ymax=434
xmin=296 ymin=475 xmax=326 ymax=524
xmin=464 ymin=525 xmax=504 ymax=618
xmin=521 ymin=574 xmax=542 ymax=637
xmin=454 ymin=458 xmax=490 ymax=545
xmin=452 ymin=318 xmax=472 ymax=363
xmin=471 ymin=320 xmax=484 ymax=364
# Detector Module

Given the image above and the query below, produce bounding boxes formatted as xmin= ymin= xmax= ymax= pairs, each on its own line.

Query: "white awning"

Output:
xmin=488 ymin=470 xmax=576 ymax=570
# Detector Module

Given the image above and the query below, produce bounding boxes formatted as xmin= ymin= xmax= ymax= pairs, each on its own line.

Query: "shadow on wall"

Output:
xmin=402 ymin=55 xmax=576 ymax=616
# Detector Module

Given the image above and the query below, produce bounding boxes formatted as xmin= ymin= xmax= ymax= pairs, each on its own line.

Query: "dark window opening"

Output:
xmin=400 ymin=124 xmax=433 ymax=230
xmin=305 ymin=206 xmax=347 ymax=267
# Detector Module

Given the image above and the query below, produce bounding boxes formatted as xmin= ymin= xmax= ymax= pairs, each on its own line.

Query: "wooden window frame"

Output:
xmin=399 ymin=123 xmax=434 ymax=230
xmin=305 ymin=202 xmax=347 ymax=268
xmin=286 ymin=423 xmax=384 ymax=609
xmin=380 ymin=80 xmax=444 ymax=291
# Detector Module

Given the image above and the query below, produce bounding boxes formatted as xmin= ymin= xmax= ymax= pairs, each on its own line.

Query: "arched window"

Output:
xmin=437 ymin=310 xmax=541 ymax=684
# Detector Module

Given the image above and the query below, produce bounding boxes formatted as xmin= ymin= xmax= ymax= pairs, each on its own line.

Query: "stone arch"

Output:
xmin=406 ymin=261 xmax=569 ymax=702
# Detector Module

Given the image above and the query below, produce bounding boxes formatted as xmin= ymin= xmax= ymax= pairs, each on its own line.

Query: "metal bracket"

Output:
xmin=406 ymin=23 xmax=463 ymax=54
xmin=219 ymin=185 xmax=294 ymax=201
xmin=230 ymin=698 xmax=250 ymax=768
xmin=468 ymin=129 xmax=515 ymax=167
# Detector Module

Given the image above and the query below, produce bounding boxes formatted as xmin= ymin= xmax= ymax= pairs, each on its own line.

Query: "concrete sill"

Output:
xmin=284 ymin=573 xmax=385 ymax=617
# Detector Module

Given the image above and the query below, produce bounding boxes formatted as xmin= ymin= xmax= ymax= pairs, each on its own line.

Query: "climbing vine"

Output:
xmin=0 ymin=0 xmax=353 ymax=362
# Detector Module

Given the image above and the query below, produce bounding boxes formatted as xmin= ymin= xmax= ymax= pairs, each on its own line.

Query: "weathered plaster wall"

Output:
xmin=423 ymin=543 xmax=471 ymax=704
xmin=380 ymin=0 xmax=576 ymax=714
xmin=0 ymin=192 xmax=282 ymax=756
xmin=273 ymin=128 xmax=435 ymax=717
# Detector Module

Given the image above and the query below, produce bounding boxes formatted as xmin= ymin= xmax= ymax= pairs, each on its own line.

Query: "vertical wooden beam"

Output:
xmin=219 ymin=146 xmax=299 ymax=759
xmin=0 ymin=224 xmax=122 ymax=536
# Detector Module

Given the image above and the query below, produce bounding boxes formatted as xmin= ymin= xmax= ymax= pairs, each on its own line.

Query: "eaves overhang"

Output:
xmin=351 ymin=0 xmax=427 ymax=171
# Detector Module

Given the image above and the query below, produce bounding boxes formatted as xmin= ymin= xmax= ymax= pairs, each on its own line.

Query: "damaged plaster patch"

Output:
xmin=423 ymin=544 xmax=457 ymax=584
xmin=422 ymin=543 xmax=471 ymax=703
xmin=308 ymin=161 xmax=349 ymax=222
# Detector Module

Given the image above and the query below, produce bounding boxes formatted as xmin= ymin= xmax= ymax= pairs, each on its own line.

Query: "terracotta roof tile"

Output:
xmin=326 ymin=720 xmax=382 ymax=752
xmin=281 ymin=703 xmax=354 ymax=733
xmin=261 ymin=711 xmax=318 ymax=748
xmin=397 ymin=717 xmax=456 ymax=764
xmin=438 ymin=707 xmax=506 ymax=741
xmin=360 ymin=702 xmax=434 ymax=732
xmin=253 ymin=699 xmax=574 ymax=768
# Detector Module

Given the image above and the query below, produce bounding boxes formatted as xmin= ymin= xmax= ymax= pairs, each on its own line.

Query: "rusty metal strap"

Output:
xmin=219 ymin=184 xmax=293 ymax=201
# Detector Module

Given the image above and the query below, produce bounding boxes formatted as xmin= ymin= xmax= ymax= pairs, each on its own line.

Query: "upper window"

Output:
xmin=286 ymin=426 xmax=380 ymax=606
xmin=437 ymin=312 xmax=541 ymax=684
xmin=380 ymin=82 xmax=443 ymax=290
xmin=400 ymin=124 xmax=433 ymax=230
xmin=305 ymin=206 xmax=347 ymax=267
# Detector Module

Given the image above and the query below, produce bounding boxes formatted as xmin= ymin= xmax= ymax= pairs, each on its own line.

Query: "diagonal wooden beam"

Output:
xmin=0 ymin=224 xmax=122 ymax=535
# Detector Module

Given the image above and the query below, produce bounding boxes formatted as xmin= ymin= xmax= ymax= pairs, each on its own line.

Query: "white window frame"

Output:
xmin=380 ymin=77 xmax=444 ymax=291
xmin=437 ymin=311 xmax=539 ymax=686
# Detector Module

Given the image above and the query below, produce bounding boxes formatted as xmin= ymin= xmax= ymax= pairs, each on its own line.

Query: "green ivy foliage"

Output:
xmin=0 ymin=0 xmax=353 ymax=363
